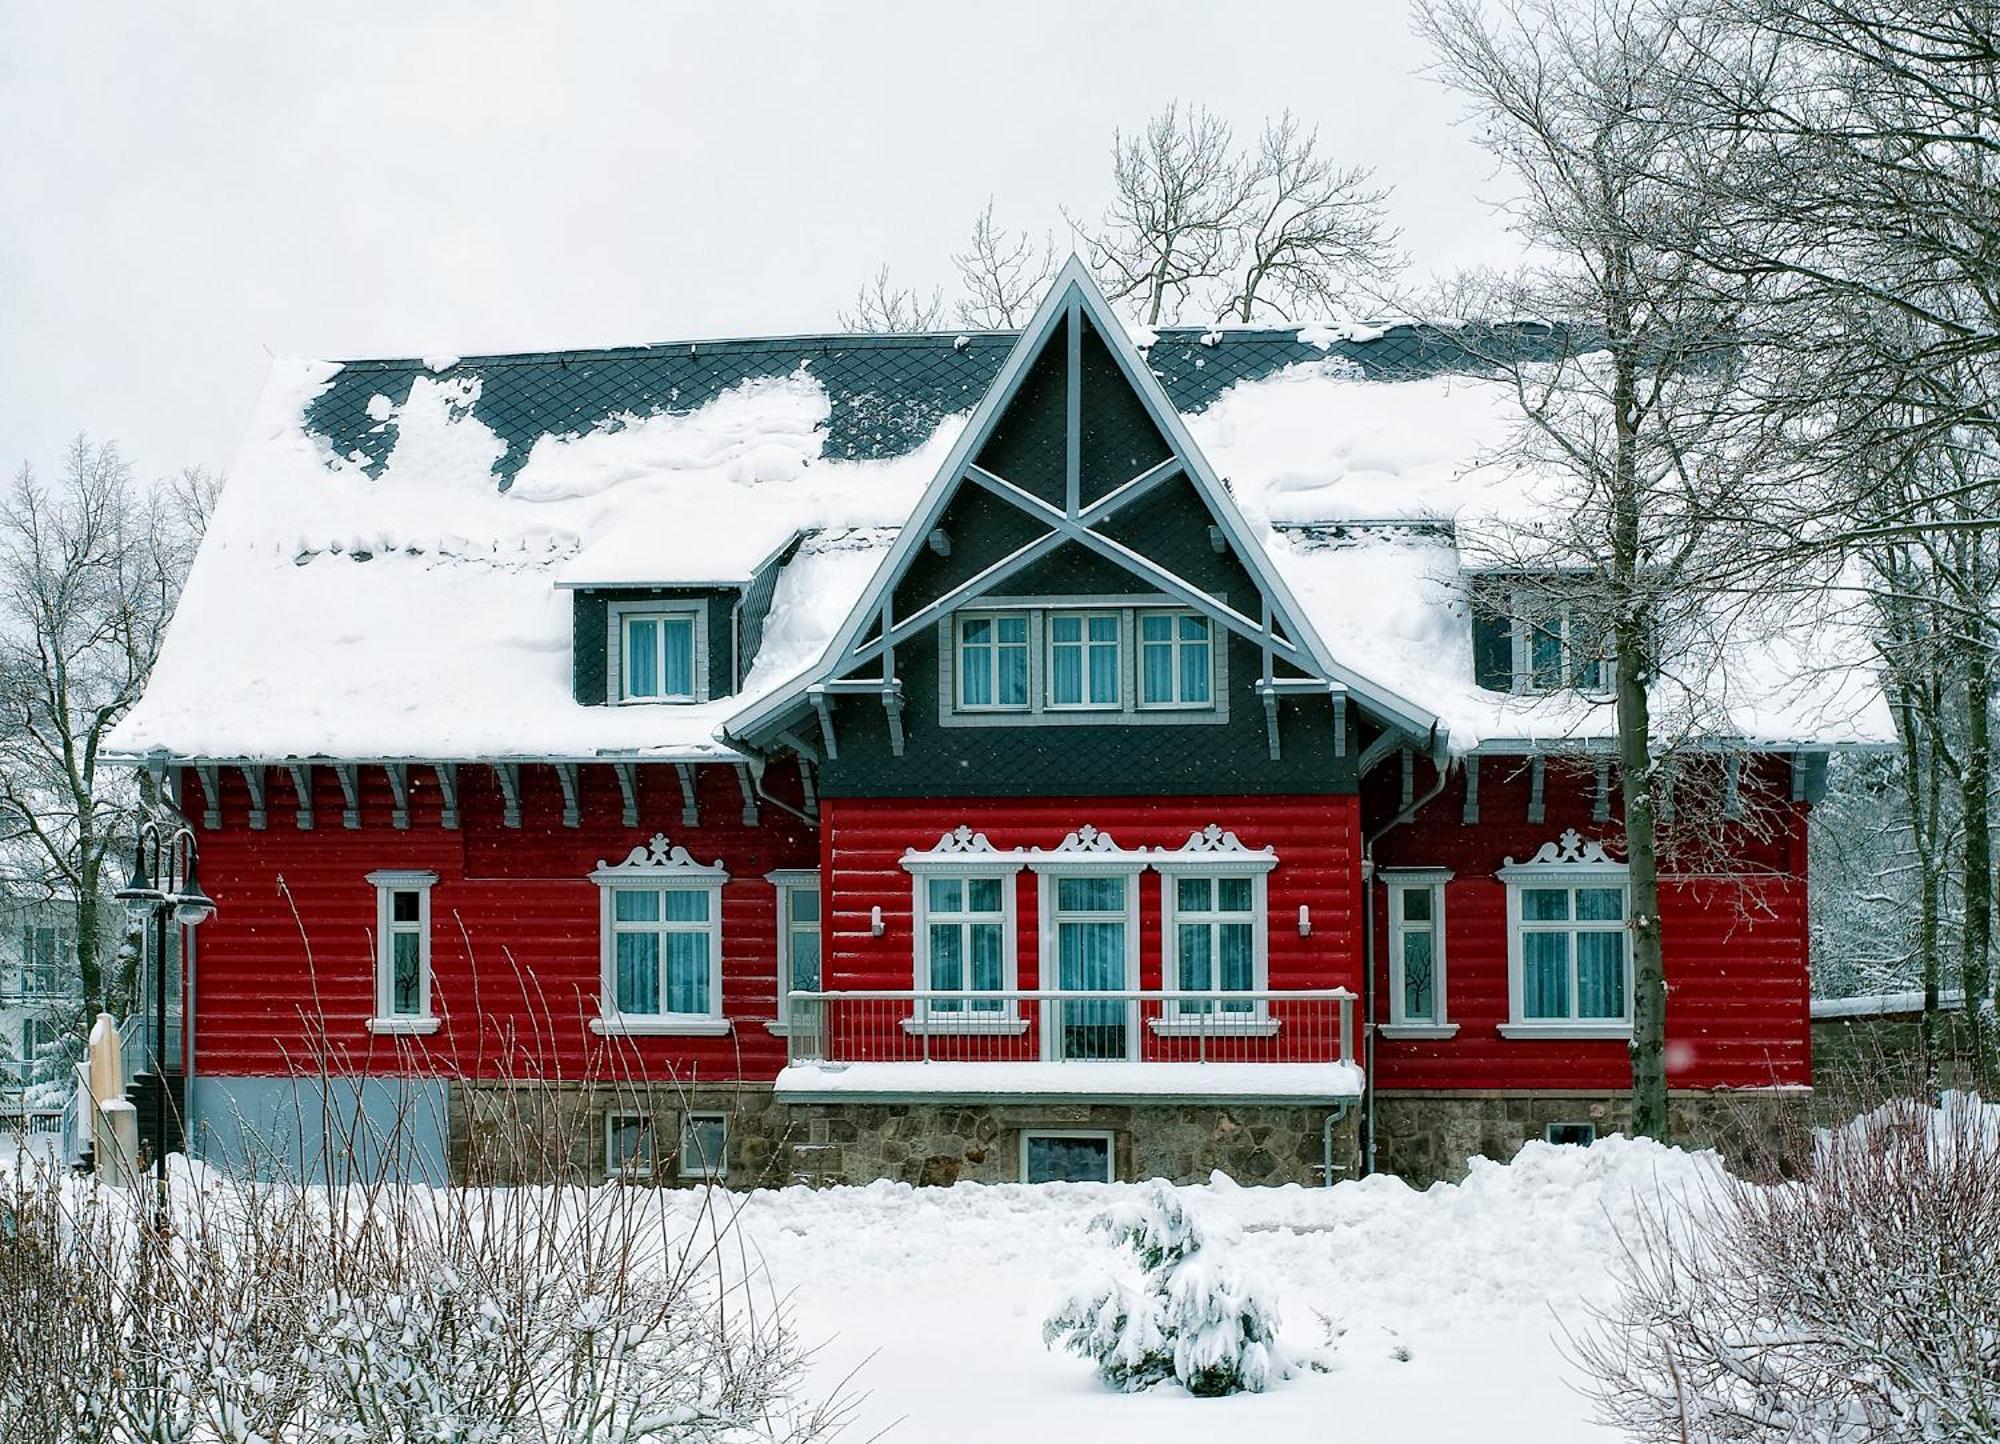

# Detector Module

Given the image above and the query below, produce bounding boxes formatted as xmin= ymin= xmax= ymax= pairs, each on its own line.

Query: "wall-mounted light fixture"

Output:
xmin=870 ymin=905 xmax=885 ymax=937
xmin=1297 ymin=904 xmax=1312 ymax=937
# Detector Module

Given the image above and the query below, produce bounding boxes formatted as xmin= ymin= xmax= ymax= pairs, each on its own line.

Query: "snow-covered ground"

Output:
xmin=705 ymin=1135 xmax=1712 ymax=1441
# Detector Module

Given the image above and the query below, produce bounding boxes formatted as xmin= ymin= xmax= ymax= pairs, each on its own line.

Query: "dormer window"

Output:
xmin=1472 ymin=581 xmax=1611 ymax=696
xmin=611 ymin=602 xmax=706 ymax=704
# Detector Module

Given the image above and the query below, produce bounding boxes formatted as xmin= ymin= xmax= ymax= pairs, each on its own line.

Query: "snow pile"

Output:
xmin=1045 ymin=1179 xmax=1292 ymax=1396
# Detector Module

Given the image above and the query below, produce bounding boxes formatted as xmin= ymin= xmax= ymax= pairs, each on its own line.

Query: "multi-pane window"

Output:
xmin=923 ymin=876 xmax=1008 ymax=1012
xmin=620 ymin=611 xmax=698 ymax=702
xmin=1139 ymin=612 xmax=1212 ymax=707
xmin=1384 ymin=872 xmax=1451 ymax=1029
xmin=1515 ymin=595 xmax=1610 ymax=693
xmin=769 ymin=872 xmax=821 ymax=1028
xmin=1169 ymin=876 xmax=1256 ymax=1013
xmin=679 ymin=1113 xmax=728 ymax=1179
xmin=1050 ymin=874 xmax=1134 ymax=1058
xmin=1022 ymin=1131 xmax=1115 ymax=1184
xmin=1516 ymin=883 xmax=1629 ymax=1023
xmin=368 ymin=870 xmax=435 ymax=1026
xmin=19 ymin=925 xmax=67 ymax=999
xmin=610 ymin=886 xmax=717 ymax=1018
xmin=15 ymin=1015 xmax=58 ymax=1084
xmin=606 ymin=1113 xmax=654 ymax=1178
xmin=1047 ymin=613 xmax=1121 ymax=708
xmin=958 ymin=613 xmax=1030 ymax=709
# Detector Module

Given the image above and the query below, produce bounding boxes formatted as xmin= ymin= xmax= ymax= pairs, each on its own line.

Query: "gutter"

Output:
xmin=1358 ymin=725 xmax=1450 ymax=1177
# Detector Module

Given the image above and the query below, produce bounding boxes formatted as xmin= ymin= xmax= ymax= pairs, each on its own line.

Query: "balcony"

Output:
xmin=776 ymin=989 xmax=1360 ymax=1104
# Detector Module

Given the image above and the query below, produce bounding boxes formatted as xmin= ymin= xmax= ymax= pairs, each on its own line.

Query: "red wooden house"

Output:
xmin=110 ymin=262 xmax=1882 ymax=1186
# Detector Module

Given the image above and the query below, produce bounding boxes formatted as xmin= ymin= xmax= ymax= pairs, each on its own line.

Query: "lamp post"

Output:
xmin=114 ymin=819 xmax=214 ymax=1205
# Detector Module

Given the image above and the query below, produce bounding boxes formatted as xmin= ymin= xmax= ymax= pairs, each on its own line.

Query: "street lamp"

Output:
xmin=116 ymin=818 xmax=213 ymax=1202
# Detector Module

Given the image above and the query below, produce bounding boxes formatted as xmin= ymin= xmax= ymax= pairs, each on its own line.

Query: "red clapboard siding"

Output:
xmin=821 ymin=794 xmax=1365 ymax=1064
xmin=186 ymin=762 xmax=815 ymax=1082
xmin=1367 ymin=754 xmax=1812 ymax=1090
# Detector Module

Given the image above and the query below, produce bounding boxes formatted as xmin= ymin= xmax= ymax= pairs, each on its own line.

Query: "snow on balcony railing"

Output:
xmin=779 ymin=989 xmax=1358 ymax=1101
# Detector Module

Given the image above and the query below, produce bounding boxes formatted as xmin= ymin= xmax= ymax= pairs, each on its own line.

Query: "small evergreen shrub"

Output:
xmin=1044 ymin=1179 xmax=1288 ymax=1397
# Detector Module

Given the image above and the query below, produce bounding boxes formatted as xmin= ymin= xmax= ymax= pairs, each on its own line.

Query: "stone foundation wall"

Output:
xmin=1812 ymin=1011 xmax=1976 ymax=1111
xmin=1371 ymin=1088 xmax=1808 ymax=1187
xmin=445 ymin=1081 xmax=1360 ymax=1187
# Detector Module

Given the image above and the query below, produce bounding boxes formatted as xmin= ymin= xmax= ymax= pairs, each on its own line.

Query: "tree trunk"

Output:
xmin=1960 ymin=636 xmax=1996 ymax=1088
xmin=76 ymin=820 xmax=105 ymax=1017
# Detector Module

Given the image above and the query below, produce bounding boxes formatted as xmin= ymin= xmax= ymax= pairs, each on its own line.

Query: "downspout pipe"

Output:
xmin=723 ymin=732 xmax=820 ymax=830
xmin=1358 ymin=725 xmax=1450 ymax=1177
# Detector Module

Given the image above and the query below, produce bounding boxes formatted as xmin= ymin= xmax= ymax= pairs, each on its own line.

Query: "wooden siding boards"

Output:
xmin=1367 ymin=754 xmax=1812 ymax=1091
xmin=186 ymin=762 xmax=814 ymax=1080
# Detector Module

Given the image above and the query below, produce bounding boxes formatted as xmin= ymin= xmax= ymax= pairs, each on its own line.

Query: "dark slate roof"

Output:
xmin=305 ymin=322 xmax=1560 ymax=487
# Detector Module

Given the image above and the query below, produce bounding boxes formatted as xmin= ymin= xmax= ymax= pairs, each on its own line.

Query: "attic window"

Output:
xmin=1471 ymin=582 xmax=1612 ymax=696
xmin=609 ymin=602 xmax=707 ymax=704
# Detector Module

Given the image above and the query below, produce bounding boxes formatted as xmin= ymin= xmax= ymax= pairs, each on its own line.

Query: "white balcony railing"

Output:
xmin=783 ymin=988 xmax=1355 ymax=1069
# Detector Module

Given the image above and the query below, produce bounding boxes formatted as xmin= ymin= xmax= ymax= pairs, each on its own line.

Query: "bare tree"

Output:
xmin=1416 ymin=0 xmax=1785 ymax=1140
xmin=1218 ymin=112 xmax=1399 ymax=323
xmin=0 ymin=439 xmax=209 ymax=1016
xmin=837 ymin=263 xmax=947 ymax=333
xmin=1083 ymin=102 xmax=1254 ymax=327
xmin=952 ymin=200 xmax=1055 ymax=329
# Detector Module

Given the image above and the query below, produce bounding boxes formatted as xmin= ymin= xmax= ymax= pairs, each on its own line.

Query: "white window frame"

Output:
xmin=1381 ymin=868 xmax=1458 ymax=1040
xmin=1497 ymin=831 xmax=1632 ymax=1039
xmin=590 ymin=835 xmax=731 ymax=1037
xmin=1044 ymin=609 xmax=1123 ymax=710
xmin=609 ymin=600 xmax=708 ymax=704
xmin=1030 ymin=830 xmax=1147 ymax=1062
xmin=1020 ymin=1128 xmax=1117 ymax=1184
xmin=954 ymin=610 xmax=1032 ymax=712
xmin=1136 ymin=609 xmax=1215 ymax=710
xmin=766 ymin=869 xmax=821 ymax=1033
xmin=366 ymin=869 xmax=438 ymax=1034
xmin=1152 ymin=827 xmax=1278 ymax=1035
xmin=679 ymin=1111 xmax=729 ymax=1180
xmin=902 ymin=831 xmax=1027 ymax=1034
xmin=1509 ymin=588 xmax=1611 ymax=696
xmin=605 ymin=1111 xmax=655 ymax=1179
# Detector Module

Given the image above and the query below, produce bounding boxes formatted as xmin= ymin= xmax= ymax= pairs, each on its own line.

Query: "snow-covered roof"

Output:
xmin=110 ymin=322 xmax=1890 ymax=764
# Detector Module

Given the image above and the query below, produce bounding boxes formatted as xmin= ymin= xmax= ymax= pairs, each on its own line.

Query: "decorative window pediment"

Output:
xmin=901 ymin=825 xmax=1027 ymax=875
xmin=1498 ymin=829 xmax=1624 ymax=879
xmin=1027 ymin=824 xmax=1149 ymax=873
xmin=1152 ymin=822 xmax=1278 ymax=876
xmin=591 ymin=833 xmax=729 ymax=884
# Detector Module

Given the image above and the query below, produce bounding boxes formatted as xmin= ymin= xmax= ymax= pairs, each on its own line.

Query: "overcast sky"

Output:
xmin=0 ymin=2 xmax=1522 ymax=482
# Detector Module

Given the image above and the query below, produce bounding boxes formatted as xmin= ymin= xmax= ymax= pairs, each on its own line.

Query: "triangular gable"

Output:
xmin=724 ymin=256 xmax=1441 ymax=751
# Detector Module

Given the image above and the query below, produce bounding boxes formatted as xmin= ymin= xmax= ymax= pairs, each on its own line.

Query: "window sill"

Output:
xmin=590 ymin=1017 xmax=733 ymax=1037
xmin=367 ymin=1017 xmax=441 ymax=1036
xmin=614 ymin=696 xmax=702 ymax=707
xmin=899 ymin=1015 xmax=1030 ymax=1037
xmin=1380 ymin=1023 xmax=1460 ymax=1041
xmin=1498 ymin=1022 xmax=1631 ymax=1041
xmin=1148 ymin=1016 xmax=1281 ymax=1038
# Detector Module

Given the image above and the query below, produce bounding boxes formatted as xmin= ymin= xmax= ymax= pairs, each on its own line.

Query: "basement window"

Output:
xmin=1021 ymin=1130 xmax=1115 ymax=1184
xmin=1546 ymin=1121 xmax=1597 ymax=1147
xmin=679 ymin=1112 xmax=729 ymax=1180
xmin=606 ymin=1113 xmax=655 ymax=1179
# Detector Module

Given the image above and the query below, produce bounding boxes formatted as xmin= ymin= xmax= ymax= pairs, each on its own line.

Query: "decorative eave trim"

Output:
xmin=590 ymin=833 xmax=729 ymax=884
xmin=1497 ymin=828 xmax=1626 ymax=880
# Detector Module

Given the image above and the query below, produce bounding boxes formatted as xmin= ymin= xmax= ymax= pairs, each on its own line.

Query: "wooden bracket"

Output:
xmin=811 ymin=691 xmax=839 ymax=760
xmin=798 ymin=757 xmax=819 ymax=820
xmin=492 ymin=762 xmax=522 ymax=829
xmin=882 ymin=687 xmax=905 ymax=758
xmin=613 ymin=762 xmax=640 ymax=829
xmin=384 ymin=763 xmax=411 ymax=830
xmin=333 ymin=762 xmax=361 ymax=829
xmin=554 ymin=762 xmax=581 ymax=828
xmin=733 ymin=762 xmax=759 ymax=826
xmin=1593 ymin=758 xmax=1612 ymax=823
xmin=1462 ymin=755 xmax=1480 ymax=824
xmin=674 ymin=763 xmax=699 ymax=829
xmin=194 ymin=763 xmax=222 ymax=830
xmin=1528 ymin=753 xmax=1546 ymax=825
xmin=1400 ymin=747 xmax=1415 ymax=810
xmin=240 ymin=764 xmax=267 ymax=831
xmin=1332 ymin=694 xmax=1347 ymax=759
xmin=286 ymin=763 xmax=315 ymax=830
xmin=435 ymin=762 xmax=460 ymax=830
xmin=1723 ymin=751 xmax=1742 ymax=820
xmin=1262 ymin=690 xmax=1281 ymax=761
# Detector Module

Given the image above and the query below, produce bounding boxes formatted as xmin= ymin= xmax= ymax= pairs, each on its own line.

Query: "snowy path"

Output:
xmin=704 ymin=1136 xmax=1712 ymax=1441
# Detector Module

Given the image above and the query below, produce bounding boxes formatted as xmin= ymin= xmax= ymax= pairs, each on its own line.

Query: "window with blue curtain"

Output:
xmin=621 ymin=612 xmax=698 ymax=701
xmin=1171 ymin=875 xmax=1256 ymax=1013
xmin=1516 ymin=883 xmax=1627 ymax=1022
xmin=610 ymin=885 xmax=716 ymax=1016
xmin=1048 ymin=613 xmax=1120 ymax=708
xmin=1053 ymin=874 xmax=1130 ymax=1057
xmin=957 ymin=614 xmax=1029 ymax=709
xmin=1139 ymin=612 xmax=1212 ymax=707
xmin=924 ymin=875 xmax=1007 ymax=1011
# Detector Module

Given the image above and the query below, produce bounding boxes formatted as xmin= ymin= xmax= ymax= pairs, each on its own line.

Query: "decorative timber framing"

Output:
xmin=719 ymin=256 xmax=1443 ymax=762
xmin=286 ymin=762 xmax=314 ymax=831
